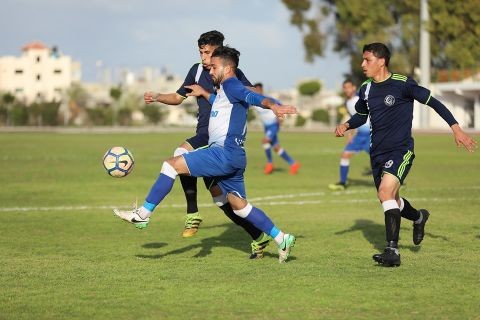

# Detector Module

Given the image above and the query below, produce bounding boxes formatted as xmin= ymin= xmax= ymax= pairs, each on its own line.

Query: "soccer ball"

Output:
xmin=103 ymin=146 xmax=134 ymax=178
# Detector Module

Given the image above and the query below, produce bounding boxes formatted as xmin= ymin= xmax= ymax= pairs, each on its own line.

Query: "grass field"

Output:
xmin=0 ymin=130 xmax=479 ymax=319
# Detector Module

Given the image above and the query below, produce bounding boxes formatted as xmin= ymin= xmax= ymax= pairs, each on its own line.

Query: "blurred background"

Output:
xmin=0 ymin=0 xmax=479 ymax=131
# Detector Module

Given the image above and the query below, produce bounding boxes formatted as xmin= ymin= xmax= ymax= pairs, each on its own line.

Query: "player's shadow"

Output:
xmin=335 ymin=219 xmax=449 ymax=252
xmin=136 ymin=223 xmax=297 ymax=261
xmin=346 ymin=178 xmax=375 ymax=188
xmin=335 ymin=219 xmax=385 ymax=251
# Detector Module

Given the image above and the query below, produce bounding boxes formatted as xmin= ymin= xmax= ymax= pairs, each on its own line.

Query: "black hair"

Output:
xmin=198 ymin=30 xmax=224 ymax=48
xmin=363 ymin=42 xmax=391 ymax=67
xmin=253 ymin=82 xmax=263 ymax=88
xmin=211 ymin=46 xmax=240 ymax=69
xmin=343 ymin=79 xmax=355 ymax=86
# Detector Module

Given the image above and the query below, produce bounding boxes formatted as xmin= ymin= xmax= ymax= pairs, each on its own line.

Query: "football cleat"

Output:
xmin=328 ymin=182 xmax=347 ymax=191
xmin=413 ymin=209 xmax=430 ymax=245
xmin=373 ymin=247 xmax=401 ymax=267
xmin=249 ymin=233 xmax=271 ymax=259
xmin=182 ymin=213 xmax=203 ymax=237
xmin=289 ymin=162 xmax=300 ymax=175
xmin=278 ymin=234 xmax=296 ymax=263
xmin=113 ymin=207 xmax=149 ymax=229
xmin=264 ymin=163 xmax=274 ymax=175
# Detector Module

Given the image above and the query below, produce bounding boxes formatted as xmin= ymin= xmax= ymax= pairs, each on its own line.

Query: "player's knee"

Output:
xmin=262 ymin=143 xmax=271 ymax=150
xmin=275 ymin=147 xmax=283 ymax=154
xmin=212 ymin=194 xmax=228 ymax=207
xmin=161 ymin=161 xmax=178 ymax=179
xmin=232 ymin=203 xmax=252 ymax=218
xmin=377 ymin=187 xmax=394 ymax=202
xmin=173 ymin=147 xmax=188 ymax=157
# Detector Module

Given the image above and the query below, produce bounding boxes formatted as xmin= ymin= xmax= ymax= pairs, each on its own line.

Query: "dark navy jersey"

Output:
xmin=354 ymin=73 xmax=454 ymax=157
xmin=176 ymin=63 xmax=253 ymax=135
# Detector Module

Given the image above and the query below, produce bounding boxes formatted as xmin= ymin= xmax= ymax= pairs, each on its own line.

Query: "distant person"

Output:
xmin=329 ymin=79 xmax=370 ymax=190
xmin=144 ymin=30 xmax=270 ymax=259
xmin=252 ymin=82 xmax=300 ymax=175
xmin=116 ymin=46 xmax=297 ymax=262
xmin=335 ymin=42 xmax=476 ymax=267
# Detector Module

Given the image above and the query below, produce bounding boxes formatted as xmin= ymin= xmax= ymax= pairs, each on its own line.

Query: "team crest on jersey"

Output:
xmin=384 ymin=95 xmax=395 ymax=106
xmin=384 ymin=160 xmax=394 ymax=168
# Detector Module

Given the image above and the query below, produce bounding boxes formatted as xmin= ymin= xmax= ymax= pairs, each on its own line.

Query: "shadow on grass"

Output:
xmin=347 ymin=178 xmax=375 ymax=188
xmin=136 ymin=223 xmax=298 ymax=262
xmin=335 ymin=219 xmax=449 ymax=253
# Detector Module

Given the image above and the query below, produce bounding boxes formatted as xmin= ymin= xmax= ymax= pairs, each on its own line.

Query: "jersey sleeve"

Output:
xmin=224 ymin=79 xmax=265 ymax=106
xmin=176 ymin=64 xmax=198 ymax=98
xmin=354 ymin=98 xmax=369 ymax=115
xmin=405 ymin=77 xmax=430 ymax=104
xmin=406 ymin=77 xmax=458 ymax=126
xmin=235 ymin=68 xmax=253 ymax=87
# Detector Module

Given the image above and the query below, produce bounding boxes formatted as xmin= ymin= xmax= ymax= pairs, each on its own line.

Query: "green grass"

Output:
xmin=0 ymin=131 xmax=479 ymax=319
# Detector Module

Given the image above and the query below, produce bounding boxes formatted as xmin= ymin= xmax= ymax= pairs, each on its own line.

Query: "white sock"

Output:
xmin=137 ymin=206 xmax=152 ymax=220
xmin=274 ymin=232 xmax=285 ymax=245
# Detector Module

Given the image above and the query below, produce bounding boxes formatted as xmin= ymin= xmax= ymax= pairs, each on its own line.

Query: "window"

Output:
xmin=54 ymin=69 xmax=62 ymax=74
xmin=15 ymin=69 xmax=23 ymax=74
xmin=36 ymin=56 xmax=41 ymax=63
xmin=36 ymin=74 xmax=41 ymax=81
xmin=15 ymin=88 xmax=24 ymax=93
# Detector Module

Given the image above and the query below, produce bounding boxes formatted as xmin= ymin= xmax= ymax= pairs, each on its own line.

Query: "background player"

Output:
xmin=252 ymin=82 xmax=300 ymax=175
xmin=116 ymin=46 xmax=297 ymax=262
xmin=144 ymin=30 xmax=270 ymax=258
xmin=335 ymin=42 xmax=476 ymax=267
xmin=329 ymin=79 xmax=370 ymax=190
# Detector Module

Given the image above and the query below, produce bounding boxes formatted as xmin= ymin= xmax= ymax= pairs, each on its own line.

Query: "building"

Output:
xmin=0 ymin=41 xmax=81 ymax=104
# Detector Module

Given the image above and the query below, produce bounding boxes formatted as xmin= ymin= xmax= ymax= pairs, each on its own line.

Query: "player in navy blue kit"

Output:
xmin=116 ymin=46 xmax=297 ymax=262
xmin=144 ymin=31 xmax=270 ymax=258
xmin=335 ymin=43 xmax=476 ymax=267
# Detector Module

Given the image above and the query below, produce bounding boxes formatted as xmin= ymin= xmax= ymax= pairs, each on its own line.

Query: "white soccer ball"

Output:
xmin=102 ymin=146 xmax=134 ymax=178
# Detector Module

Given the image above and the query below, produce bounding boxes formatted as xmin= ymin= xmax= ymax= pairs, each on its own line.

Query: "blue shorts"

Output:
xmin=183 ymin=146 xmax=247 ymax=198
xmin=264 ymin=122 xmax=280 ymax=146
xmin=371 ymin=149 xmax=415 ymax=189
xmin=186 ymin=134 xmax=209 ymax=150
xmin=345 ymin=131 xmax=370 ymax=153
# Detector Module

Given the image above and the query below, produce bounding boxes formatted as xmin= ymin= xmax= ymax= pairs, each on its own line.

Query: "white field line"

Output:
xmin=1 ymin=186 xmax=479 ymax=212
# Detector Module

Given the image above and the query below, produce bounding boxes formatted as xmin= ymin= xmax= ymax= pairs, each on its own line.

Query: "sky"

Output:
xmin=0 ymin=0 xmax=350 ymax=91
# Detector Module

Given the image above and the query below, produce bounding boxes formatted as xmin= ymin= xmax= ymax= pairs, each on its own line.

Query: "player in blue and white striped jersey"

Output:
xmin=116 ymin=46 xmax=297 ymax=262
xmin=252 ymin=82 xmax=300 ymax=175
xmin=329 ymin=79 xmax=371 ymax=190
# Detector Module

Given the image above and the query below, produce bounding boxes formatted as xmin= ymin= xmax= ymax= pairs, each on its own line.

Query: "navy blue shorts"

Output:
xmin=185 ymin=134 xmax=209 ymax=150
xmin=371 ymin=149 xmax=415 ymax=189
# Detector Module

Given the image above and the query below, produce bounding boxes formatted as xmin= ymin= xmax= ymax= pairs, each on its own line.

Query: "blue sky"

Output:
xmin=0 ymin=0 xmax=350 ymax=91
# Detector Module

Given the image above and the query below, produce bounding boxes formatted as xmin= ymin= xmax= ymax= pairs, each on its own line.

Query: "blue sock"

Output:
xmin=145 ymin=173 xmax=175 ymax=211
xmin=340 ymin=165 xmax=349 ymax=184
xmin=265 ymin=149 xmax=272 ymax=163
xmin=244 ymin=206 xmax=276 ymax=237
xmin=278 ymin=149 xmax=294 ymax=165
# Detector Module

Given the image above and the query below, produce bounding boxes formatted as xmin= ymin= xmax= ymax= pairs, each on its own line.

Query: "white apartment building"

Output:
xmin=0 ymin=41 xmax=81 ymax=103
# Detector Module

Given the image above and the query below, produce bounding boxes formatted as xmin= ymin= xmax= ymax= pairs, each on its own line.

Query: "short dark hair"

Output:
xmin=343 ymin=79 xmax=355 ymax=86
xmin=198 ymin=30 xmax=224 ymax=48
xmin=363 ymin=43 xmax=391 ymax=67
xmin=211 ymin=46 xmax=240 ymax=69
xmin=253 ymin=82 xmax=263 ymax=88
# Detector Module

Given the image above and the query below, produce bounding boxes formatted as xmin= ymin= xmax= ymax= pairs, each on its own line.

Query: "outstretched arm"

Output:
xmin=259 ymin=98 xmax=297 ymax=119
xmin=451 ymin=124 xmax=477 ymax=152
xmin=144 ymin=92 xmax=185 ymax=105
xmin=184 ymin=84 xmax=212 ymax=101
